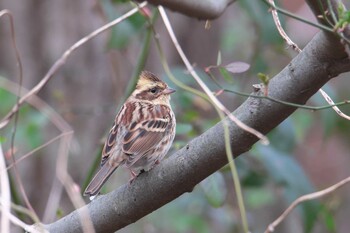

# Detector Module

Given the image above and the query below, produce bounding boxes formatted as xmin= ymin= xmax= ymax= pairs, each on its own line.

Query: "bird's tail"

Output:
xmin=84 ymin=163 xmax=118 ymax=197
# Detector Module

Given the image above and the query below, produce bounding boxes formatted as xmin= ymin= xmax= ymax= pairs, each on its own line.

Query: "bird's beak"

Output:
xmin=163 ymin=87 xmax=176 ymax=95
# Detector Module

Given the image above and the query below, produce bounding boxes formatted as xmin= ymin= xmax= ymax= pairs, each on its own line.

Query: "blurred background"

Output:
xmin=0 ymin=0 xmax=350 ymax=232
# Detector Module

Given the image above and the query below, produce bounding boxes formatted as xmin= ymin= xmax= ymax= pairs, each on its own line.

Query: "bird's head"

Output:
xmin=131 ymin=71 xmax=176 ymax=105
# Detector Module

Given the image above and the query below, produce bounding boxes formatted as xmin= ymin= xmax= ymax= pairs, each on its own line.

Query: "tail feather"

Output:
xmin=84 ymin=164 xmax=118 ymax=197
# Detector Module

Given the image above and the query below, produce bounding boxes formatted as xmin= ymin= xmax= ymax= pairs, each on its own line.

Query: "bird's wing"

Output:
xmin=100 ymin=104 xmax=172 ymax=167
xmin=122 ymin=118 xmax=169 ymax=156
xmin=100 ymin=119 xmax=119 ymax=167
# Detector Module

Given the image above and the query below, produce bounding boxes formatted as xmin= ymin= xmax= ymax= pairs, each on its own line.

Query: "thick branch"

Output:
xmin=136 ymin=0 xmax=235 ymax=19
xmin=44 ymin=30 xmax=350 ymax=233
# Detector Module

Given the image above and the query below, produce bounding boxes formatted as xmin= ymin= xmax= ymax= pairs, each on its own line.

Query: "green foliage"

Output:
xmin=200 ymin=172 xmax=227 ymax=208
xmin=245 ymin=187 xmax=274 ymax=208
xmin=0 ymin=136 xmax=6 ymax=143
xmin=251 ymin=116 xmax=334 ymax=233
xmin=16 ymin=106 xmax=47 ymax=149
xmin=148 ymin=191 xmax=212 ymax=233
xmin=253 ymin=144 xmax=321 ymax=232
xmin=321 ymin=207 xmax=337 ymax=232
xmin=0 ymin=88 xmax=17 ymax=114
xmin=219 ymin=66 xmax=234 ymax=84
xmin=257 ymin=72 xmax=270 ymax=86
xmin=268 ymin=118 xmax=297 ymax=152
xmin=163 ymin=67 xmax=218 ymax=135
xmin=0 ymin=84 xmax=47 ymax=150
xmin=111 ymin=0 xmax=129 ymax=3
xmin=239 ymin=1 xmax=283 ymax=45
xmin=237 ymin=0 xmax=285 ymax=74
xmin=102 ymin=0 xmax=146 ymax=49
xmin=176 ymin=123 xmax=193 ymax=135
xmin=291 ymin=111 xmax=313 ymax=142
xmin=310 ymin=85 xmax=339 ymax=137
xmin=56 ymin=208 xmax=64 ymax=219
xmin=335 ymin=3 xmax=350 ymax=30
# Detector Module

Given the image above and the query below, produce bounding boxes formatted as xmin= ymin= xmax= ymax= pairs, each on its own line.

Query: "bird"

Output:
xmin=84 ymin=71 xmax=176 ymax=198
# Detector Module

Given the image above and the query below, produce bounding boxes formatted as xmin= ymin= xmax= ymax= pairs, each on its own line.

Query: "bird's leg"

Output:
xmin=150 ymin=160 xmax=160 ymax=170
xmin=127 ymin=168 xmax=146 ymax=184
xmin=128 ymin=169 xmax=138 ymax=184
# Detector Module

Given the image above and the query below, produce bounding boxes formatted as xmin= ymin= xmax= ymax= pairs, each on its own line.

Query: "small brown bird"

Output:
xmin=84 ymin=71 xmax=176 ymax=197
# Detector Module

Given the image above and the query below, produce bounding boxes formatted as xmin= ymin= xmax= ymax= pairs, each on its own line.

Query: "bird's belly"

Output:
xmin=124 ymin=149 xmax=167 ymax=175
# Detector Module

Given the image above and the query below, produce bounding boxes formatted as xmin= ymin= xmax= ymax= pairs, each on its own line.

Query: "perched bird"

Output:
xmin=84 ymin=71 xmax=176 ymax=197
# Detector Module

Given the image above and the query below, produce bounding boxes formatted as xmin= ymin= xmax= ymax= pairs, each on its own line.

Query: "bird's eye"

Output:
xmin=150 ymin=87 xmax=157 ymax=94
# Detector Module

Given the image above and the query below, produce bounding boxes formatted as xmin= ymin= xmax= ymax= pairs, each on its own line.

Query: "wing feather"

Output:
xmin=100 ymin=103 xmax=129 ymax=166
xmin=122 ymin=118 xmax=169 ymax=155
xmin=100 ymin=103 xmax=172 ymax=168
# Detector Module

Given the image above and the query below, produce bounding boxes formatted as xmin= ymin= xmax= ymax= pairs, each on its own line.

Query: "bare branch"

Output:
xmin=0 ymin=145 xmax=10 ymax=233
xmin=267 ymin=0 xmax=302 ymax=52
xmin=0 ymin=75 xmax=73 ymax=224
xmin=319 ymin=88 xmax=350 ymax=120
xmin=158 ymin=6 xmax=269 ymax=145
xmin=268 ymin=0 xmax=350 ymax=121
xmin=0 ymin=2 xmax=147 ymax=130
xmin=0 ymin=9 xmax=37 ymax=219
xmin=265 ymin=176 xmax=350 ymax=233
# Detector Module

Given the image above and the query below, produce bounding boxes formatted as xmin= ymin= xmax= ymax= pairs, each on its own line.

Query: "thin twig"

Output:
xmin=158 ymin=7 xmax=254 ymax=233
xmin=262 ymin=0 xmax=350 ymax=44
xmin=135 ymin=4 xmax=209 ymax=101
xmin=158 ymin=7 xmax=269 ymax=145
xmin=264 ymin=1 xmax=350 ymax=231
xmin=267 ymin=0 xmax=350 ymax=121
xmin=140 ymin=11 xmax=252 ymax=230
xmin=6 ymin=215 xmax=45 ymax=233
xmin=0 ymin=77 xmax=73 ymax=222
xmin=265 ymin=176 xmax=350 ymax=233
xmin=0 ymin=77 xmax=74 ymax=165
xmin=145 ymin=10 xmax=251 ymax=232
xmin=262 ymin=0 xmax=332 ymax=33
xmin=207 ymin=70 xmax=350 ymax=110
xmin=0 ymin=70 xmax=74 ymax=225
xmin=0 ymin=2 xmax=148 ymax=130
xmin=124 ymin=5 xmax=155 ymax=103
xmin=53 ymin=4 xmax=147 ymax=232
xmin=1 ymin=4 xmax=146 ymax=230
xmin=5 ymin=132 xmax=72 ymax=171
xmin=268 ymin=0 xmax=301 ymax=52
xmin=0 ymin=8 xmax=38 ymax=219
xmin=56 ymin=133 xmax=96 ymax=233
xmin=0 ymin=201 xmax=45 ymax=233
xmin=82 ymin=5 xmax=157 ymax=195
xmin=0 ymin=145 xmax=11 ymax=233
xmin=319 ymin=86 xmax=350 ymax=120
xmin=0 ymin=70 xmax=83 ymax=224
xmin=221 ymin=88 xmax=350 ymax=111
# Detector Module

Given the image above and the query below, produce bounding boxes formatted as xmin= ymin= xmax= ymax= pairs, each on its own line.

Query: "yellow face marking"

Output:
xmin=130 ymin=71 xmax=172 ymax=105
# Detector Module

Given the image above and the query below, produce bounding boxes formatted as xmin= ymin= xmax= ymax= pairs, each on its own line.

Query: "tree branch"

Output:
xmin=136 ymin=0 xmax=235 ymax=19
xmin=44 ymin=29 xmax=350 ymax=232
xmin=43 ymin=1 xmax=350 ymax=232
